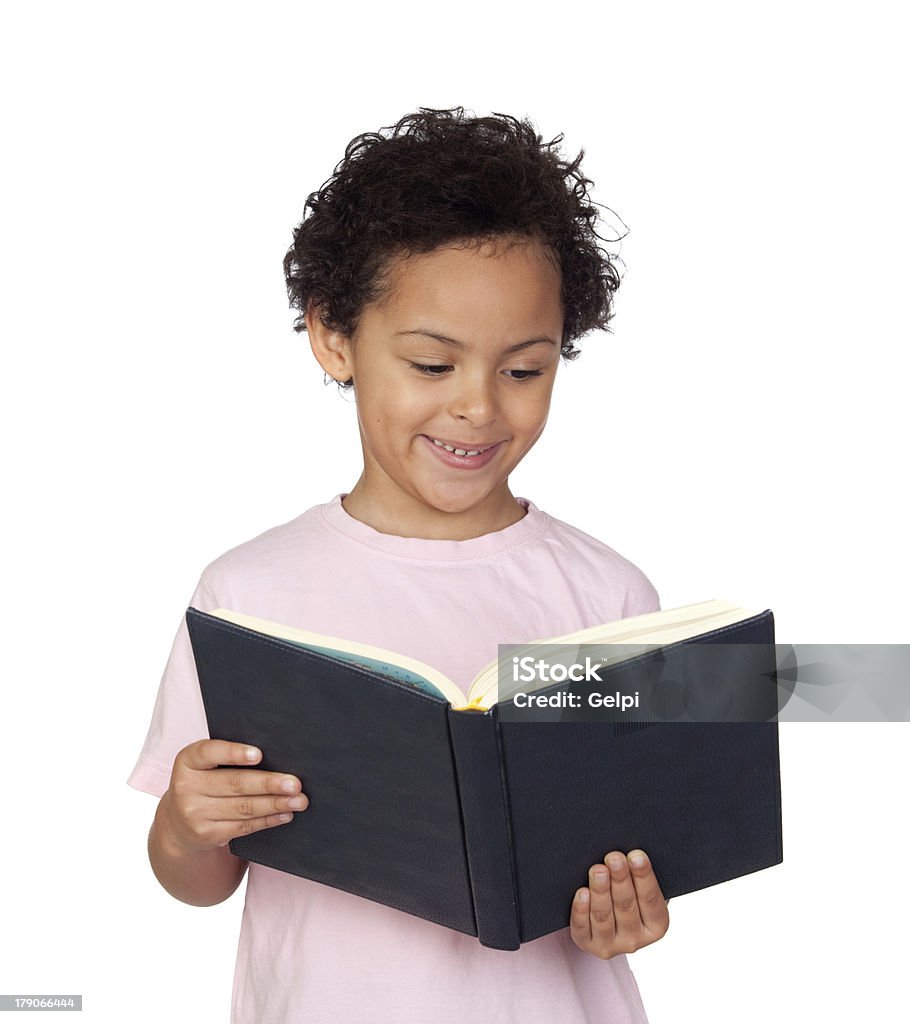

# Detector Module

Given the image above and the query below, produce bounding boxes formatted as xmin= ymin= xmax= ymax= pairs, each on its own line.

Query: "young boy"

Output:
xmin=129 ymin=107 xmax=669 ymax=1023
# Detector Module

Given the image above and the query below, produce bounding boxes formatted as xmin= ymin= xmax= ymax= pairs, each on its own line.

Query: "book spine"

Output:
xmin=447 ymin=708 xmax=521 ymax=950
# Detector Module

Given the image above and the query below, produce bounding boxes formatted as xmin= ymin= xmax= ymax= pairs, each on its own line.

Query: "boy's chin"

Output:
xmin=417 ymin=483 xmax=508 ymax=518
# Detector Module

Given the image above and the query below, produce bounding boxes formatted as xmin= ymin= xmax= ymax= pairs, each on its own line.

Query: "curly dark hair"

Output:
xmin=284 ymin=107 xmax=623 ymax=386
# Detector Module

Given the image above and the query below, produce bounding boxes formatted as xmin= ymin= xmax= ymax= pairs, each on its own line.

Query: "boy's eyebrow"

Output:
xmin=396 ymin=329 xmax=557 ymax=353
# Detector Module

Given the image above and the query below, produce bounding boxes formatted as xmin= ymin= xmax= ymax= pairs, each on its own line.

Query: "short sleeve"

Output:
xmin=622 ymin=571 xmax=661 ymax=619
xmin=126 ymin=577 xmax=219 ymax=798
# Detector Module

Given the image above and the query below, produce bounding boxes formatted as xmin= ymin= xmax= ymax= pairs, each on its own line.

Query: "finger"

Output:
xmin=569 ymin=887 xmax=593 ymax=946
xmin=214 ymin=811 xmax=297 ymax=847
xmin=627 ymin=850 xmax=670 ymax=934
xmin=207 ymin=766 xmax=305 ymax=800
xmin=179 ymin=738 xmax=263 ymax=772
xmin=175 ymin=739 xmax=303 ymax=801
xmin=605 ymin=852 xmax=644 ymax=934
xmin=587 ymin=862 xmax=616 ymax=943
xmin=209 ymin=790 xmax=309 ymax=821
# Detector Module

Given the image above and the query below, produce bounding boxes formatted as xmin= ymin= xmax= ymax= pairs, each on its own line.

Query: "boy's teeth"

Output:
xmin=431 ymin=438 xmax=482 ymax=456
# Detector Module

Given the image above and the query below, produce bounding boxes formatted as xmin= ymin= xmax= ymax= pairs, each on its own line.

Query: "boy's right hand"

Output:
xmin=158 ymin=739 xmax=308 ymax=854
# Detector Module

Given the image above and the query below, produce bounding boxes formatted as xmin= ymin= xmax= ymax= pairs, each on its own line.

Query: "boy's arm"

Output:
xmin=149 ymin=794 xmax=249 ymax=906
xmin=147 ymin=739 xmax=308 ymax=906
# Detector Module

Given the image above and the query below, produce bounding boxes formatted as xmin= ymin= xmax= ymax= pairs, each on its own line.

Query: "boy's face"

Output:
xmin=311 ymin=236 xmax=564 ymax=539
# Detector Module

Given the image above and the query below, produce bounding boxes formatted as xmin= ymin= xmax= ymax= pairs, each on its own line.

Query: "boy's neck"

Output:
xmin=340 ymin=482 xmax=528 ymax=541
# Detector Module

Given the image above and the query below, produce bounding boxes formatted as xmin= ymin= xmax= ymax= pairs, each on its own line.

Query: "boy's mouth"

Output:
xmin=420 ymin=434 xmax=505 ymax=468
xmin=424 ymin=435 xmax=501 ymax=457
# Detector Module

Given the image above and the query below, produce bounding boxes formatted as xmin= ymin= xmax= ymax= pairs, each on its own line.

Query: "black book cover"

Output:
xmin=187 ymin=608 xmax=782 ymax=950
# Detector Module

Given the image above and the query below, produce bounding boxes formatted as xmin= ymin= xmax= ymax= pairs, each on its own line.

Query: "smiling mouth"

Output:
xmin=425 ymin=435 xmax=502 ymax=457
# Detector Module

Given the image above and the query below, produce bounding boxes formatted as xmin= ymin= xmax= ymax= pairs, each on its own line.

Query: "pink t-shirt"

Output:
xmin=128 ymin=495 xmax=660 ymax=1024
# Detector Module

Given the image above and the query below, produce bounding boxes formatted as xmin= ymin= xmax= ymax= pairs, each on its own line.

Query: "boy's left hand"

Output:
xmin=570 ymin=849 xmax=670 ymax=959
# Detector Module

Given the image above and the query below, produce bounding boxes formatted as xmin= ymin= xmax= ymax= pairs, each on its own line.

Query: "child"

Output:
xmin=128 ymin=107 xmax=670 ymax=1023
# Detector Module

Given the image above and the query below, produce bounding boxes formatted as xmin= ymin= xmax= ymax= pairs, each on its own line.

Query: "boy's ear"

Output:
xmin=305 ymin=302 xmax=354 ymax=383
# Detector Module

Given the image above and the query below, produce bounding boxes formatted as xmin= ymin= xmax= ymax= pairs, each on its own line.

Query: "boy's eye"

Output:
xmin=408 ymin=363 xmax=543 ymax=381
xmin=409 ymin=362 xmax=452 ymax=376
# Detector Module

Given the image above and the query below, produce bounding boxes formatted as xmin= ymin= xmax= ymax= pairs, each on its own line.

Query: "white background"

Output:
xmin=2 ymin=2 xmax=907 ymax=1021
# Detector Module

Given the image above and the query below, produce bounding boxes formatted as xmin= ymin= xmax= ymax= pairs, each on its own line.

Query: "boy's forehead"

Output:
xmin=374 ymin=237 xmax=563 ymax=331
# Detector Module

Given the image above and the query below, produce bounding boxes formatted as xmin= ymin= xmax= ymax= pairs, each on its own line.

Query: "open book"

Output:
xmin=187 ymin=599 xmax=782 ymax=949
xmin=208 ymin=599 xmax=758 ymax=710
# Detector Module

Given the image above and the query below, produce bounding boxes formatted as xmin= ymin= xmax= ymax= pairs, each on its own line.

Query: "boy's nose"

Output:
xmin=448 ymin=373 xmax=498 ymax=427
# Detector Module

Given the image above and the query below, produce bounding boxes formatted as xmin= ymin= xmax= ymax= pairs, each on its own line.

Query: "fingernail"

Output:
xmin=280 ymin=778 xmax=297 ymax=793
xmin=277 ymin=813 xmax=293 ymax=822
xmin=629 ymin=852 xmax=647 ymax=868
xmin=608 ymin=854 xmax=626 ymax=872
xmin=593 ymin=870 xmax=608 ymax=884
xmin=287 ymin=796 xmax=307 ymax=809
xmin=245 ymin=747 xmax=260 ymax=761
xmin=577 ymin=888 xmax=590 ymax=904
